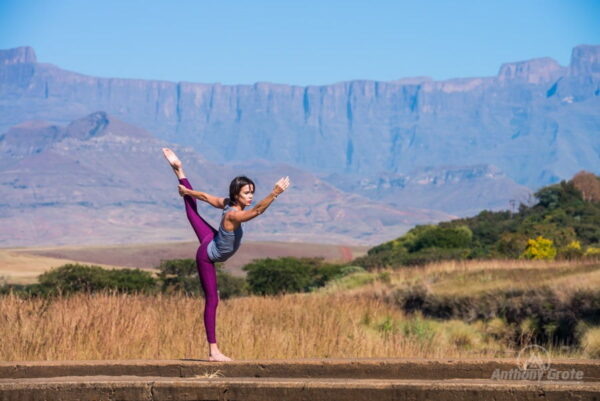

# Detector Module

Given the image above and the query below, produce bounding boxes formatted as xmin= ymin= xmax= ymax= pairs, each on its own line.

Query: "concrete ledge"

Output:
xmin=1 ymin=358 xmax=599 ymax=382
xmin=1 ymin=376 xmax=600 ymax=401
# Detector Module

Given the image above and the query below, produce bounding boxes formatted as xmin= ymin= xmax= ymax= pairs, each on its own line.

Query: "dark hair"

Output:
xmin=228 ymin=176 xmax=255 ymax=206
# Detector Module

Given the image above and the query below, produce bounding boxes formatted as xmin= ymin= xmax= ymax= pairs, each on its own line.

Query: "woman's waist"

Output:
xmin=214 ymin=231 xmax=243 ymax=245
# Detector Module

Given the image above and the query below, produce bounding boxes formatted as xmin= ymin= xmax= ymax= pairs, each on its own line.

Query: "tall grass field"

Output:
xmin=1 ymin=259 xmax=599 ymax=361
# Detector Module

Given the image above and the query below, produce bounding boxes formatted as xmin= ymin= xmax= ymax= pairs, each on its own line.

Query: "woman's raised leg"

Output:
xmin=178 ymin=177 xmax=217 ymax=242
xmin=163 ymin=148 xmax=216 ymax=242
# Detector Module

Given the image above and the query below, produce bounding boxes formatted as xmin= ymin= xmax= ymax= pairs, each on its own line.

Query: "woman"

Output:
xmin=162 ymin=148 xmax=290 ymax=361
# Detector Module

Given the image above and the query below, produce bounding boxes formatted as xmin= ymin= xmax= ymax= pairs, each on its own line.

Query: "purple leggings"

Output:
xmin=178 ymin=178 xmax=219 ymax=344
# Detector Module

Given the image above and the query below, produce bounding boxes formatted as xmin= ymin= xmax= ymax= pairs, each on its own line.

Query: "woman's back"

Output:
xmin=207 ymin=203 xmax=244 ymax=262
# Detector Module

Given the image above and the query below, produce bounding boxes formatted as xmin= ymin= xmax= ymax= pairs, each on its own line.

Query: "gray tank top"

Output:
xmin=207 ymin=203 xmax=244 ymax=263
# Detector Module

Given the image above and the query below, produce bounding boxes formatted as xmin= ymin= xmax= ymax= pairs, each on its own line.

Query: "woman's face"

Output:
xmin=236 ymin=184 xmax=254 ymax=207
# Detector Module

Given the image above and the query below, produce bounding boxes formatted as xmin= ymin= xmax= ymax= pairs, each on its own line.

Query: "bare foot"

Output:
xmin=209 ymin=352 xmax=233 ymax=362
xmin=162 ymin=148 xmax=185 ymax=179
xmin=162 ymin=148 xmax=182 ymax=171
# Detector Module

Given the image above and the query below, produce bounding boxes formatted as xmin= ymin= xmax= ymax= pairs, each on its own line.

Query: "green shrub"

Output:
xmin=494 ymin=232 xmax=528 ymax=258
xmin=409 ymin=225 xmax=473 ymax=252
xmin=243 ymin=257 xmax=315 ymax=295
xmin=352 ymin=251 xmax=407 ymax=270
xmin=38 ymin=264 xmax=157 ymax=295
xmin=585 ymin=246 xmax=600 ymax=258
xmin=557 ymin=240 xmax=584 ymax=260
xmin=0 ymin=283 xmax=47 ymax=297
xmin=401 ymin=247 xmax=471 ymax=266
xmin=242 ymin=257 xmax=347 ymax=295
xmin=157 ymin=258 xmax=199 ymax=295
xmin=216 ymin=269 xmax=248 ymax=299
xmin=339 ymin=265 xmax=366 ymax=276
xmin=392 ymin=285 xmax=600 ymax=346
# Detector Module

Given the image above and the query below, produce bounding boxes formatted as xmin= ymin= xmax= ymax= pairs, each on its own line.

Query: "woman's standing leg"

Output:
xmin=178 ymin=178 xmax=220 ymax=344
xmin=197 ymin=243 xmax=219 ymax=344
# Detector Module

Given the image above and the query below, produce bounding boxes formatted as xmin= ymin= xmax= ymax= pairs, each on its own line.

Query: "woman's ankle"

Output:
xmin=209 ymin=343 xmax=220 ymax=354
xmin=175 ymin=169 xmax=186 ymax=180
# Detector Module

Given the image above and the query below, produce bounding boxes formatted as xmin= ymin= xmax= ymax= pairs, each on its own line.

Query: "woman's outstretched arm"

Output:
xmin=178 ymin=185 xmax=227 ymax=209
xmin=229 ymin=176 xmax=290 ymax=223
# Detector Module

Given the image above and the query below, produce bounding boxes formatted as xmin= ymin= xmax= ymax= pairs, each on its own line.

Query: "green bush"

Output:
xmin=216 ymin=269 xmax=248 ymax=299
xmin=401 ymin=247 xmax=471 ymax=266
xmin=339 ymin=265 xmax=367 ymax=275
xmin=157 ymin=258 xmax=199 ymax=295
xmin=409 ymin=225 xmax=473 ymax=252
xmin=242 ymin=257 xmax=348 ymax=295
xmin=0 ymin=283 xmax=46 ymax=297
xmin=557 ymin=241 xmax=584 ymax=260
xmin=494 ymin=232 xmax=528 ymax=258
xmin=37 ymin=264 xmax=157 ymax=295
xmin=243 ymin=257 xmax=315 ymax=295
xmin=391 ymin=285 xmax=600 ymax=346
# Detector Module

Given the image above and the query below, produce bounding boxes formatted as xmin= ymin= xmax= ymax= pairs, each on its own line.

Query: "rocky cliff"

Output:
xmin=1 ymin=45 xmax=598 ymax=190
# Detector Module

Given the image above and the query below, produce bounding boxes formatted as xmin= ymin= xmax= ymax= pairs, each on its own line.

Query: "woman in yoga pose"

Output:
xmin=162 ymin=148 xmax=290 ymax=361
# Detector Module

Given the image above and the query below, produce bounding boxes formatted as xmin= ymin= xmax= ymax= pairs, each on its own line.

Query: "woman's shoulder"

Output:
xmin=223 ymin=203 xmax=240 ymax=216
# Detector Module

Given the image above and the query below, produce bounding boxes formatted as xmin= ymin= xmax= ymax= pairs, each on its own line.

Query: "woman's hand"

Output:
xmin=273 ymin=176 xmax=291 ymax=196
xmin=178 ymin=185 xmax=189 ymax=197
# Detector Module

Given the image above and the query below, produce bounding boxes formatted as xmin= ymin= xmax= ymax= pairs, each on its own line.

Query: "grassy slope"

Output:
xmin=324 ymin=259 xmax=600 ymax=297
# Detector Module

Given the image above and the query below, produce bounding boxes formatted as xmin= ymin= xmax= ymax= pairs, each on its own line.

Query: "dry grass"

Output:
xmin=1 ymin=258 xmax=597 ymax=362
xmin=335 ymin=259 xmax=600 ymax=298
xmin=582 ymin=328 xmax=600 ymax=359
xmin=0 ymin=291 xmax=516 ymax=362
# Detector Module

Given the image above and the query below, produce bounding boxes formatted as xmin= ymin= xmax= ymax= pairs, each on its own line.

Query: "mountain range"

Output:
xmin=0 ymin=45 xmax=598 ymax=246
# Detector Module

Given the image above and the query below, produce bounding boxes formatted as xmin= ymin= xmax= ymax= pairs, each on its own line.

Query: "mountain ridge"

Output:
xmin=1 ymin=44 xmax=598 ymax=189
xmin=1 ymin=45 xmax=598 ymax=246
xmin=1 ymin=45 xmax=593 ymax=85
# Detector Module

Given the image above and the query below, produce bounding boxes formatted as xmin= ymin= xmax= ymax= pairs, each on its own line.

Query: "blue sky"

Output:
xmin=1 ymin=0 xmax=599 ymax=85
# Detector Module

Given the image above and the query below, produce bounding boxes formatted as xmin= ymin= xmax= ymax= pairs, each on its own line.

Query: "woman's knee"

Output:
xmin=204 ymin=291 xmax=219 ymax=307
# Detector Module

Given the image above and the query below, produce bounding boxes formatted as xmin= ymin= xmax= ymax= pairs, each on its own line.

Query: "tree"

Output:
xmin=572 ymin=171 xmax=600 ymax=202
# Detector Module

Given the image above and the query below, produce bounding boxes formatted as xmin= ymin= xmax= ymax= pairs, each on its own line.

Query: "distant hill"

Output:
xmin=355 ymin=171 xmax=600 ymax=268
xmin=0 ymin=112 xmax=454 ymax=247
